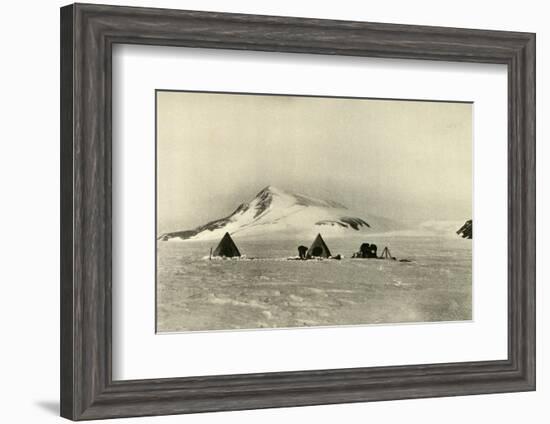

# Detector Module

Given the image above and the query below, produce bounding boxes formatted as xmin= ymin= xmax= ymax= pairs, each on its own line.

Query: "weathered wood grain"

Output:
xmin=60 ymin=3 xmax=536 ymax=420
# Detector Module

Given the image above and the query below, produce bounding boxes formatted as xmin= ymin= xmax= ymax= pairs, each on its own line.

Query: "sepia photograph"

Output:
xmin=156 ymin=90 xmax=472 ymax=333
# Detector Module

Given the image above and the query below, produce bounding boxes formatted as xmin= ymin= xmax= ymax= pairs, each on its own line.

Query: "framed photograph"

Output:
xmin=155 ymin=90 xmax=474 ymax=333
xmin=60 ymin=3 xmax=535 ymax=420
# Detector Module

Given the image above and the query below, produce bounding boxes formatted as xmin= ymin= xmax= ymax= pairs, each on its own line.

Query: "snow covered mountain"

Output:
xmin=159 ymin=186 xmax=398 ymax=241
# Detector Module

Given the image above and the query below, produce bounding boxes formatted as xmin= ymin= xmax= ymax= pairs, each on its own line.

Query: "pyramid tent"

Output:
xmin=306 ymin=233 xmax=332 ymax=258
xmin=213 ymin=232 xmax=241 ymax=257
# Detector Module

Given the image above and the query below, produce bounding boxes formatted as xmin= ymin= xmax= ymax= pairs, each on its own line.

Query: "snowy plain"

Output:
xmin=157 ymin=233 xmax=472 ymax=332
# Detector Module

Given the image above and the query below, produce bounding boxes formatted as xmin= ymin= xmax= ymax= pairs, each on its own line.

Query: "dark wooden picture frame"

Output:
xmin=60 ymin=3 xmax=535 ymax=420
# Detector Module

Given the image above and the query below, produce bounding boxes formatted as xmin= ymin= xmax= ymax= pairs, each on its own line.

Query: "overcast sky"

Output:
xmin=157 ymin=91 xmax=472 ymax=233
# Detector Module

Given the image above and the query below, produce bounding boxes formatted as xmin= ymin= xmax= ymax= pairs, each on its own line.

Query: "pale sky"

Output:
xmin=157 ymin=90 xmax=472 ymax=233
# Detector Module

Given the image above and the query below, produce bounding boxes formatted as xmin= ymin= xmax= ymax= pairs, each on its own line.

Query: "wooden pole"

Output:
xmin=380 ymin=246 xmax=394 ymax=260
xmin=209 ymin=247 xmax=212 ymax=260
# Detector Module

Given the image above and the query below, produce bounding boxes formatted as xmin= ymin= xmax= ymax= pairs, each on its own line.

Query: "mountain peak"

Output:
xmin=256 ymin=185 xmax=285 ymax=197
xmin=254 ymin=185 xmax=346 ymax=209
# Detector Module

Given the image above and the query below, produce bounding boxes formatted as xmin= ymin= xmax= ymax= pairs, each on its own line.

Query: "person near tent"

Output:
xmin=360 ymin=243 xmax=370 ymax=258
xmin=352 ymin=242 xmax=378 ymax=258
xmin=369 ymin=243 xmax=378 ymax=258
xmin=297 ymin=245 xmax=308 ymax=260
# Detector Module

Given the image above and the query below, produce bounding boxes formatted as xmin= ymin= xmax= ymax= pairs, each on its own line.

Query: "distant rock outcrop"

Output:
xmin=457 ymin=219 xmax=472 ymax=239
